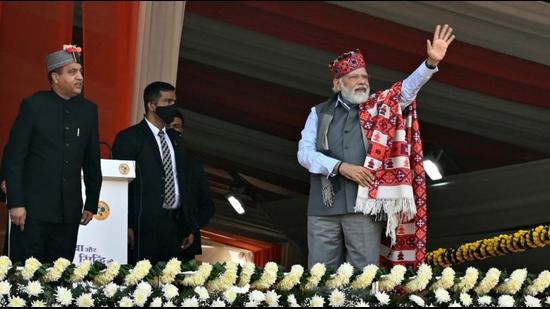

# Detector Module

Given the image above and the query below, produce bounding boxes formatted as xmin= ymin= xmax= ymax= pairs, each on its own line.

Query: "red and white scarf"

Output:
xmin=355 ymin=81 xmax=428 ymax=268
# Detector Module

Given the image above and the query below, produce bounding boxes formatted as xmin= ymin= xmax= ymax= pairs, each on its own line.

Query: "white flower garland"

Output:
xmin=525 ymin=270 xmax=550 ymax=296
xmin=0 ymin=256 xmax=12 ymax=280
xmin=265 ymin=290 xmax=281 ymax=307
xmin=524 ymin=295 xmax=542 ymax=307
xmin=303 ymin=263 xmax=326 ymax=290
xmin=431 ymin=267 xmax=455 ymax=290
xmin=69 ymin=260 xmax=92 ymax=283
xmin=124 ymin=260 xmax=152 ymax=286
xmin=350 ymin=264 xmax=378 ymax=290
xmin=495 ymin=268 xmax=528 ymax=295
xmin=207 ymin=262 xmax=238 ymax=292
xmin=405 ymin=263 xmax=433 ymax=293
xmin=21 ymin=257 xmax=41 ymax=280
xmin=497 ymin=294 xmax=515 ymax=307
xmin=378 ymin=265 xmax=407 ymax=292
xmin=309 ymin=295 xmax=325 ymax=307
xmin=43 ymin=258 xmax=71 ymax=282
xmin=409 ymin=295 xmax=426 ymax=307
xmin=453 ymin=267 xmax=479 ymax=293
xmin=329 ymin=289 xmax=346 ymax=307
xmin=276 ymin=264 xmax=304 ymax=291
xmin=250 ymin=262 xmax=279 ymax=290
xmin=474 ymin=268 xmax=501 ymax=295
xmin=325 ymin=263 xmax=354 ymax=289
xmin=238 ymin=262 xmax=256 ymax=287
xmin=375 ymin=291 xmax=391 ymax=305
xmin=434 ymin=288 xmax=451 ymax=304
xmin=460 ymin=292 xmax=473 ymax=306
xmin=182 ymin=262 xmax=213 ymax=287
xmin=94 ymin=261 xmax=121 ymax=286
xmin=160 ymin=258 xmax=181 ymax=285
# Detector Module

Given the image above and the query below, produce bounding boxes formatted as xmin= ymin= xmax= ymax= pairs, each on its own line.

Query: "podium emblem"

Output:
xmin=94 ymin=201 xmax=111 ymax=221
xmin=118 ymin=163 xmax=130 ymax=175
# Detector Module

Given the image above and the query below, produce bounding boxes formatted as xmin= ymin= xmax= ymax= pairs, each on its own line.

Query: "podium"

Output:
xmin=74 ymin=159 xmax=135 ymax=264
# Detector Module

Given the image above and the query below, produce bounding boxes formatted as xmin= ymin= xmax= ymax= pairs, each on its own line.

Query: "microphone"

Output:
xmin=99 ymin=141 xmax=113 ymax=159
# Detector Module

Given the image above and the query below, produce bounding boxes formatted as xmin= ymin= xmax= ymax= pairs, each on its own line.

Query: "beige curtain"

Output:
xmin=131 ymin=1 xmax=186 ymax=124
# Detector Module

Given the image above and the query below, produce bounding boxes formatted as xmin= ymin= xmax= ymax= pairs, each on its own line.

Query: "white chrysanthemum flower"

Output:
xmin=118 ymin=296 xmax=134 ymax=307
xmin=182 ymin=297 xmax=199 ymax=307
xmin=249 ymin=290 xmax=266 ymax=303
xmin=545 ymin=297 xmax=550 ymax=306
xmin=449 ymin=301 xmax=462 ymax=307
xmin=310 ymin=295 xmax=325 ymax=307
xmin=182 ymin=263 xmax=213 ymax=287
xmin=379 ymin=265 xmax=407 ymax=292
xmin=94 ymin=262 xmax=121 ymax=286
xmin=478 ymin=295 xmax=492 ymax=306
xmin=164 ymin=301 xmax=177 ymax=307
xmin=525 ymin=270 xmax=550 ymax=296
xmin=150 ymin=297 xmax=163 ymax=307
xmin=435 ymin=288 xmax=451 ymax=304
xmin=76 ymin=293 xmax=94 ymax=307
xmin=405 ymin=263 xmax=433 ymax=293
xmin=223 ymin=289 xmax=237 ymax=304
xmin=70 ymin=260 xmax=92 ymax=282
xmin=25 ymin=280 xmax=43 ymax=296
xmin=460 ymin=293 xmax=473 ymax=307
xmin=133 ymin=289 xmax=149 ymax=307
xmin=8 ymin=296 xmax=26 ymax=307
xmin=103 ymin=282 xmax=119 ymax=298
xmin=454 ymin=267 xmax=479 ymax=293
xmin=474 ymin=268 xmax=501 ymax=295
xmin=238 ymin=262 xmax=256 ymax=287
xmin=351 ymin=264 xmax=378 ymax=290
xmin=251 ymin=262 xmax=279 ymax=290
xmin=524 ymin=295 xmax=542 ymax=307
xmin=265 ymin=290 xmax=281 ymax=307
xmin=44 ymin=258 xmax=72 ymax=282
xmin=31 ymin=300 xmax=47 ymax=307
xmin=55 ymin=286 xmax=73 ymax=306
xmin=326 ymin=263 xmax=354 ymax=289
xmin=287 ymin=294 xmax=300 ymax=307
xmin=21 ymin=257 xmax=41 ymax=280
xmin=211 ymin=299 xmax=227 ymax=307
xmin=497 ymin=295 xmax=514 ymax=307
xmin=495 ymin=269 xmax=528 ymax=295
xmin=304 ymin=263 xmax=326 ymax=290
xmin=124 ymin=260 xmax=152 ymax=286
xmin=194 ymin=286 xmax=210 ymax=301
xmin=161 ymin=258 xmax=182 ymax=285
xmin=375 ymin=291 xmax=391 ymax=305
xmin=409 ymin=295 xmax=425 ymax=307
xmin=136 ymin=282 xmax=152 ymax=297
xmin=329 ymin=289 xmax=346 ymax=307
xmin=354 ymin=300 xmax=370 ymax=307
xmin=432 ymin=267 xmax=456 ymax=290
xmin=244 ymin=301 xmax=259 ymax=307
xmin=0 ymin=280 xmax=11 ymax=295
xmin=0 ymin=256 xmax=12 ymax=280
xmin=277 ymin=265 xmax=304 ymax=291
xmin=163 ymin=283 xmax=179 ymax=300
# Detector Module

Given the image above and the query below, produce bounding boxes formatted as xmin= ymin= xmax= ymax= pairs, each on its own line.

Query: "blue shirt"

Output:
xmin=297 ymin=61 xmax=438 ymax=177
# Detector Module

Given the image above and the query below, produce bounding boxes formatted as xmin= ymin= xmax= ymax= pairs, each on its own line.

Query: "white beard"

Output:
xmin=340 ymin=84 xmax=370 ymax=104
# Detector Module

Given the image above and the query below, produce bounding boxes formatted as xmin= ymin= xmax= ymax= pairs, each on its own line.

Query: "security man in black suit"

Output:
xmin=168 ymin=111 xmax=215 ymax=262
xmin=112 ymin=81 xmax=197 ymax=264
xmin=4 ymin=45 xmax=102 ymax=263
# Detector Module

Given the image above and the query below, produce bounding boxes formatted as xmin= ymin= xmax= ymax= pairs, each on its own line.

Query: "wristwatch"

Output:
xmin=330 ymin=161 xmax=343 ymax=177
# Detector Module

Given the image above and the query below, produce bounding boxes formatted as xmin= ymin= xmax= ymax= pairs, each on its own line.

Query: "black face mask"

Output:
xmin=155 ymin=105 xmax=178 ymax=124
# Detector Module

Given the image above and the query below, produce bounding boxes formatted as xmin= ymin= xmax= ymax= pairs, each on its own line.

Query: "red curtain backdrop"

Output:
xmin=202 ymin=229 xmax=282 ymax=266
xmin=0 ymin=1 xmax=74 ymax=158
xmin=82 ymin=2 xmax=139 ymax=157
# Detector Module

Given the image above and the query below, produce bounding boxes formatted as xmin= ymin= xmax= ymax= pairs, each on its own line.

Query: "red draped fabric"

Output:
xmin=82 ymin=2 xmax=140 ymax=157
xmin=0 ymin=1 xmax=74 ymax=158
xmin=202 ymin=229 xmax=282 ymax=266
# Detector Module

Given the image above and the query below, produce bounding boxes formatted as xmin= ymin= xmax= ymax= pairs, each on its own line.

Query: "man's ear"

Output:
xmin=52 ymin=73 xmax=59 ymax=84
xmin=147 ymin=102 xmax=155 ymax=113
xmin=333 ymin=79 xmax=341 ymax=92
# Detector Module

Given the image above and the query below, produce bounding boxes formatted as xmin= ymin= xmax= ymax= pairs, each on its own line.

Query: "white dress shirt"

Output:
xmin=297 ymin=61 xmax=438 ymax=177
xmin=145 ymin=117 xmax=181 ymax=209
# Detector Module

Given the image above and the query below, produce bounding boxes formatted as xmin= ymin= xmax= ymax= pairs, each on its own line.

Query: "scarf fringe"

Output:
xmin=354 ymin=197 xmax=417 ymax=246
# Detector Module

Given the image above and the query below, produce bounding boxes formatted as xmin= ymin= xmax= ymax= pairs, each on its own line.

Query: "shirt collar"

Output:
xmin=144 ymin=117 xmax=167 ymax=137
xmin=335 ymin=94 xmax=351 ymax=111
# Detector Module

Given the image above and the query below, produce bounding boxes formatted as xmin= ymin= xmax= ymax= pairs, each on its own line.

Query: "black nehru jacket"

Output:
xmin=4 ymin=90 xmax=102 ymax=224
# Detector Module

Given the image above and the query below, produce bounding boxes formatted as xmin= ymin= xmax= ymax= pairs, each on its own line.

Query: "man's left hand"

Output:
xmin=426 ymin=24 xmax=455 ymax=67
xmin=181 ymin=233 xmax=194 ymax=250
xmin=80 ymin=210 xmax=94 ymax=225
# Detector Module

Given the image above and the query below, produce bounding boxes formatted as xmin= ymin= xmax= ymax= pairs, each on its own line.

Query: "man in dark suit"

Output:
xmin=4 ymin=45 xmax=102 ymax=263
xmin=112 ymin=82 xmax=197 ymax=264
xmin=168 ymin=111 xmax=215 ymax=262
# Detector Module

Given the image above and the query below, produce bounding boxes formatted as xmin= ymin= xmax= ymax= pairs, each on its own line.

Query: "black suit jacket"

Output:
xmin=4 ymin=91 xmax=102 ymax=224
xmin=112 ymin=120 xmax=198 ymax=238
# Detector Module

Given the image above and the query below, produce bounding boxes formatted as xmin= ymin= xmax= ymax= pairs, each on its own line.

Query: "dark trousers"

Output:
xmin=131 ymin=209 xmax=182 ymax=265
xmin=9 ymin=217 xmax=79 ymax=264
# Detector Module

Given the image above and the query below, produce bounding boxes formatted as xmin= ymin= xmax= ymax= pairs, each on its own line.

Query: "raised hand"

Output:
xmin=426 ymin=24 xmax=455 ymax=67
